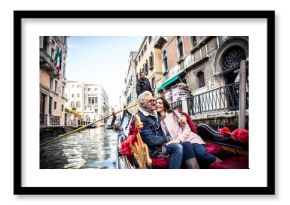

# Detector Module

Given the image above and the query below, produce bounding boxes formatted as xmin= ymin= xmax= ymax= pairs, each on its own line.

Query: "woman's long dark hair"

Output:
xmin=156 ymin=97 xmax=173 ymax=114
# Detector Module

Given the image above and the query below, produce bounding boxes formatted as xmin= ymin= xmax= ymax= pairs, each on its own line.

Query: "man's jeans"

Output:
xmin=165 ymin=144 xmax=183 ymax=169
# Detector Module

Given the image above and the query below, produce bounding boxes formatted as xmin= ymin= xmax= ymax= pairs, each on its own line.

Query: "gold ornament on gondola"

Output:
xmin=130 ymin=114 xmax=152 ymax=169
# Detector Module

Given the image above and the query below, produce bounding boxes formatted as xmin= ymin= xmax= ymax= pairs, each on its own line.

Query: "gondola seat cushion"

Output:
xmin=205 ymin=142 xmax=226 ymax=159
xmin=152 ymin=157 xmax=170 ymax=169
xmin=210 ymin=154 xmax=248 ymax=169
xmin=231 ymin=129 xmax=249 ymax=144
xmin=218 ymin=127 xmax=231 ymax=137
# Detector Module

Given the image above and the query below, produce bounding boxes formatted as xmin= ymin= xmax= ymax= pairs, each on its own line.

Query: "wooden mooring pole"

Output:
xmin=239 ymin=60 xmax=247 ymax=129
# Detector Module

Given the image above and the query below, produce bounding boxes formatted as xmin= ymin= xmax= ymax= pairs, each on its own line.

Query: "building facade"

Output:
xmin=123 ymin=51 xmax=138 ymax=113
xmin=124 ymin=52 xmax=137 ymax=105
xmin=64 ymin=81 xmax=85 ymax=125
xmin=65 ymin=81 xmax=110 ymax=124
xmin=84 ymin=83 xmax=109 ymax=122
xmin=154 ymin=36 xmax=249 ymax=125
xmin=135 ymin=36 xmax=163 ymax=95
xmin=39 ymin=36 xmax=68 ymax=127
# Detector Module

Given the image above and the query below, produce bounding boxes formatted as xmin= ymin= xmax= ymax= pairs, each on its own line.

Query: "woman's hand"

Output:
xmin=166 ymin=138 xmax=181 ymax=145
xmin=178 ymin=116 xmax=187 ymax=128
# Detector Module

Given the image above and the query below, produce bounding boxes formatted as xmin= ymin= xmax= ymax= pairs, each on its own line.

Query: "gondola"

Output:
xmin=116 ymin=110 xmax=249 ymax=169
xmin=87 ymin=123 xmax=97 ymax=128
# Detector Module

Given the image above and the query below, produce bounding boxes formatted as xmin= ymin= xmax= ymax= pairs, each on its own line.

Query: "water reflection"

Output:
xmin=40 ymin=127 xmax=118 ymax=169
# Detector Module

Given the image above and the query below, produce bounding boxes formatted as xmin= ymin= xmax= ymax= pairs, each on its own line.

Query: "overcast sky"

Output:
xmin=66 ymin=36 xmax=143 ymax=107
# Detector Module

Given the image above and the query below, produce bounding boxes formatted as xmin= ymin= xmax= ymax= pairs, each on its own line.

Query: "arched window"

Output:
xmin=151 ymin=76 xmax=155 ymax=90
xmin=162 ymin=50 xmax=168 ymax=73
xmin=71 ymin=101 xmax=75 ymax=108
xmin=197 ymin=71 xmax=205 ymax=88
xmin=149 ymin=52 xmax=154 ymax=69
xmin=177 ymin=36 xmax=184 ymax=58
xmin=43 ymin=36 xmax=48 ymax=51
xmin=76 ymin=101 xmax=81 ymax=108
xmin=191 ymin=36 xmax=197 ymax=47
xmin=145 ymin=60 xmax=148 ymax=74
xmin=148 ymin=36 xmax=152 ymax=43
xmin=222 ymin=46 xmax=246 ymax=72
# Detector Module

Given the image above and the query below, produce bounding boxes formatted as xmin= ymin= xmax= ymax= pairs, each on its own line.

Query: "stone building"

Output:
xmin=39 ymin=36 xmax=68 ymax=127
xmin=135 ymin=36 xmax=163 ymax=95
xmin=84 ymin=83 xmax=109 ymax=123
xmin=123 ymin=51 xmax=138 ymax=113
xmin=65 ymin=81 xmax=110 ymax=124
xmin=155 ymin=36 xmax=249 ymax=127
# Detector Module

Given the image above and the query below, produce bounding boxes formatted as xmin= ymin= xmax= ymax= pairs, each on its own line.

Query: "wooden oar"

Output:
xmin=40 ymin=103 xmax=138 ymax=147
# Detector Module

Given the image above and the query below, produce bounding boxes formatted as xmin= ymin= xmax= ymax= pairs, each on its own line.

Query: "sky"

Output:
xmin=66 ymin=36 xmax=144 ymax=107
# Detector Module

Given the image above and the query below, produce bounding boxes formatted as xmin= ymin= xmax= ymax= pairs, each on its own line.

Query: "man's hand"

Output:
xmin=166 ymin=138 xmax=181 ymax=145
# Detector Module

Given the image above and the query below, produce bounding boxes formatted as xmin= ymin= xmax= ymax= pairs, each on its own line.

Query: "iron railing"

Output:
xmin=40 ymin=114 xmax=90 ymax=127
xmin=171 ymin=100 xmax=183 ymax=110
xmin=187 ymin=82 xmax=248 ymax=115
xmin=49 ymin=115 xmax=60 ymax=126
xmin=40 ymin=114 xmax=48 ymax=126
xmin=40 ymin=48 xmax=56 ymax=71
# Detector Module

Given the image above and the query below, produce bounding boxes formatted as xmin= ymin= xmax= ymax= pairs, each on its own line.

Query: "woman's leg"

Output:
xmin=182 ymin=141 xmax=199 ymax=169
xmin=192 ymin=143 xmax=218 ymax=168
xmin=165 ymin=144 xmax=183 ymax=169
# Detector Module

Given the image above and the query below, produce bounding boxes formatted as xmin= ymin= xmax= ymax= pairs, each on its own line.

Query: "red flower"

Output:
xmin=218 ymin=127 xmax=231 ymax=137
xmin=119 ymin=134 xmax=137 ymax=157
xmin=119 ymin=141 xmax=132 ymax=156
xmin=231 ymin=129 xmax=249 ymax=144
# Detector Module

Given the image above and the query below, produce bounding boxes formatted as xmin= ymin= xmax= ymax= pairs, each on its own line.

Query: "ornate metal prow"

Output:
xmin=130 ymin=114 xmax=152 ymax=169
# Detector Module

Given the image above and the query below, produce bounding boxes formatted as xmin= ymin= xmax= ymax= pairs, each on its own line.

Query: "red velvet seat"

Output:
xmin=210 ymin=154 xmax=248 ymax=169
xmin=205 ymin=142 xmax=226 ymax=159
xmin=152 ymin=157 xmax=170 ymax=169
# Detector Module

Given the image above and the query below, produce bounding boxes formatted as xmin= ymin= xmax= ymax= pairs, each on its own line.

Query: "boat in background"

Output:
xmin=88 ymin=123 xmax=97 ymax=128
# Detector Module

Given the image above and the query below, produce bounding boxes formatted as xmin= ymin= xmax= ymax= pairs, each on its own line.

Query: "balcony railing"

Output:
xmin=154 ymin=36 xmax=168 ymax=49
xmin=171 ymin=100 xmax=183 ymax=110
xmin=171 ymin=82 xmax=248 ymax=116
xmin=49 ymin=115 xmax=60 ymax=126
xmin=40 ymin=114 xmax=60 ymax=126
xmin=187 ymin=82 xmax=248 ymax=115
xmin=40 ymin=114 xmax=48 ymax=126
xmin=40 ymin=48 xmax=56 ymax=71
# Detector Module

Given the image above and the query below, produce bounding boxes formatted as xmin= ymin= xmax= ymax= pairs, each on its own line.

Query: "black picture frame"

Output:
xmin=14 ymin=10 xmax=275 ymax=195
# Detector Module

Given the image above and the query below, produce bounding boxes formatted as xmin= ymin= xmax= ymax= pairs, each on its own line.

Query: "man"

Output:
xmin=136 ymin=71 xmax=154 ymax=97
xmin=137 ymin=91 xmax=183 ymax=169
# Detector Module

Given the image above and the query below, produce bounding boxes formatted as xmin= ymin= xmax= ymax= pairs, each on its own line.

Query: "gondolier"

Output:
xmin=136 ymin=71 xmax=154 ymax=97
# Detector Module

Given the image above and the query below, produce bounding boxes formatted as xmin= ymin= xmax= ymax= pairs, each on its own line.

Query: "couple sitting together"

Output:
xmin=137 ymin=91 xmax=221 ymax=169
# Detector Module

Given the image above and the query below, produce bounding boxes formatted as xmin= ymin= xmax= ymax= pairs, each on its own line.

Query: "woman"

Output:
xmin=155 ymin=97 xmax=221 ymax=168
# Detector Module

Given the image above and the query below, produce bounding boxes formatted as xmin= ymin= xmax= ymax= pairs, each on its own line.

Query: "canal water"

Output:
xmin=40 ymin=127 xmax=118 ymax=169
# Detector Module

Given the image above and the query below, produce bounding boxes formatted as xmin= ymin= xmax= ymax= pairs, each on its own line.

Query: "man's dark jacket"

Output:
xmin=138 ymin=111 xmax=168 ymax=156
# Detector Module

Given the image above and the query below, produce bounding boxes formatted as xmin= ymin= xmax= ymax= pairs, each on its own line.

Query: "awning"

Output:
xmin=157 ymin=75 xmax=180 ymax=93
